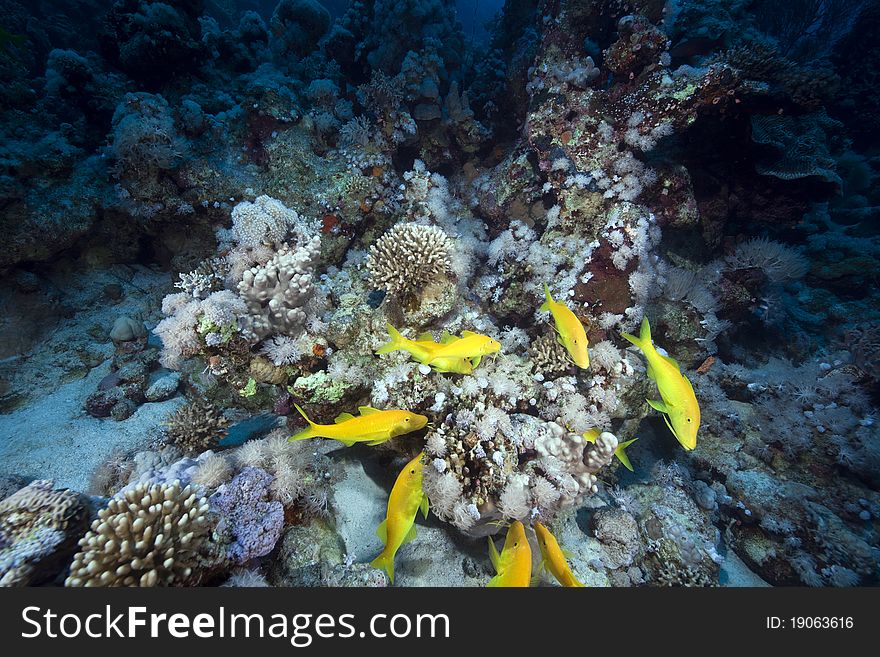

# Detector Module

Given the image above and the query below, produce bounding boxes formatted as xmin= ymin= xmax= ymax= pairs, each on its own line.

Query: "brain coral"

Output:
xmin=65 ymin=481 xmax=210 ymax=587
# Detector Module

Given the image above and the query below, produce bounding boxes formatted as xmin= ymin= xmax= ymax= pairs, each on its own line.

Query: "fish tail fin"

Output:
xmin=370 ymin=551 xmax=395 ymax=584
xmin=540 ymin=283 xmax=553 ymax=312
xmin=288 ymin=403 xmax=317 ymax=442
xmin=376 ymin=322 xmax=404 ymax=355
xmin=621 ymin=317 xmax=652 ymax=352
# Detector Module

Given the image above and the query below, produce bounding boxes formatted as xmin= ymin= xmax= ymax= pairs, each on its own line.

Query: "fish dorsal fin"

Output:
xmin=420 ymin=494 xmax=429 ymax=519
xmin=461 ymin=330 xmax=477 ymax=337
xmin=440 ymin=331 xmax=458 ymax=344
xmin=376 ymin=519 xmax=387 ymax=545
xmin=487 ymin=537 xmax=501 ymax=572
xmin=661 ymin=354 xmax=680 ymax=370
xmin=416 ymin=331 xmax=434 ymax=342
xmin=646 ymin=399 xmax=669 ymax=413
xmin=358 ymin=406 xmax=381 ymax=415
xmin=540 ymin=283 xmax=553 ymax=312
xmin=402 ymin=524 xmax=418 ymax=545
xmin=335 ymin=412 xmax=355 ymax=423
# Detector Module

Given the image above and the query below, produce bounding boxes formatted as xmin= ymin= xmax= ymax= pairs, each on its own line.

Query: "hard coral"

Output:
xmin=66 ymin=481 xmax=210 ymax=587
xmin=366 ymin=222 xmax=454 ymax=301
xmin=164 ymin=397 xmax=230 ymax=455
xmin=238 ymin=236 xmax=322 ymax=339
xmin=0 ymin=480 xmax=88 ymax=586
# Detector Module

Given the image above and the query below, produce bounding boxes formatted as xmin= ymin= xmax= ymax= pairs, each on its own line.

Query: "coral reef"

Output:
xmin=0 ymin=0 xmax=877 ymax=590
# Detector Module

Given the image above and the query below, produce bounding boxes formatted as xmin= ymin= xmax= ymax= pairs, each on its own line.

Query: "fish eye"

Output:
xmin=405 ymin=418 xmax=410 ymax=422
xmin=687 ymin=418 xmax=692 ymax=423
xmin=410 ymin=469 xmax=416 ymax=474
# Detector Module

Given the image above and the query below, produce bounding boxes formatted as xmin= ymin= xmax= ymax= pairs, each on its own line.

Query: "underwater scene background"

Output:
xmin=0 ymin=0 xmax=878 ymax=588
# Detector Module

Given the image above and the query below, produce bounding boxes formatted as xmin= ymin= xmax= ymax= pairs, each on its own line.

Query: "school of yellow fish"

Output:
xmin=286 ymin=283 xmax=702 ymax=586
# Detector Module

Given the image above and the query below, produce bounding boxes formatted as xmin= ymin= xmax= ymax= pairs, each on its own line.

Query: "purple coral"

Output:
xmin=210 ymin=467 xmax=284 ymax=565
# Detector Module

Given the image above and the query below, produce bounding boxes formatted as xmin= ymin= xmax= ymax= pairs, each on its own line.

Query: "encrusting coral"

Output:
xmin=0 ymin=481 xmax=88 ymax=586
xmin=65 ymin=481 xmax=211 ymax=587
xmin=210 ymin=467 xmax=284 ymax=565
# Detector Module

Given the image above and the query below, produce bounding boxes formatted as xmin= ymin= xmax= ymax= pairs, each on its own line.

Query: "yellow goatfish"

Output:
xmin=534 ymin=522 xmax=584 ymax=587
xmin=621 ymin=317 xmax=700 ymax=450
xmin=289 ymin=403 xmax=427 ymax=447
xmin=583 ymin=428 xmax=639 ymax=471
xmin=376 ymin=323 xmax=474 ymax=374
xmin=424 ymin=330 xmax=501 ymax=366
xmin=370 ymin=452 xmax=429 ymax=584
xmin=487 ymin=520 xmax=532 ymax=587
xmin=541 ymin=284 xmax=589 ymax=368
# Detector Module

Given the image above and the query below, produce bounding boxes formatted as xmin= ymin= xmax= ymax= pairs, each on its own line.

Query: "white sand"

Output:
xmin=0 ymin=359 xmax=182 ymax=491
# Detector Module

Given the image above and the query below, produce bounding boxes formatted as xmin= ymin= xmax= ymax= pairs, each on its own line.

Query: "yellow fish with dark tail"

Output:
xmin=487 ymin=520 xmax=532 ymax=587
xmin=371 ymin=452 xmax=429 ymax=584
xmin=289 ymin=404 xmax=427 ymax=447
xmin=534 ymin=522 xmax=584 ymax=587
xmin=621 ymin=317 xmax=700 ymax=450
xmin=541 ymin=284 xmax=590 ymax=369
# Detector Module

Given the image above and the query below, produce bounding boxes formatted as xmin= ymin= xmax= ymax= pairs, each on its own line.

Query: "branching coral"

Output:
xmin=175 ymin=258 xmax=228 ymax=300
xmin=163 ymin=398 xmax=230 ymax=455
xmin=529 ymin=332 xmax=572 ymax=375
xmin=366 ymin=222 xmax=454 ymax=300
xmin=66 ymin=481 xmax=210 ymax=587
